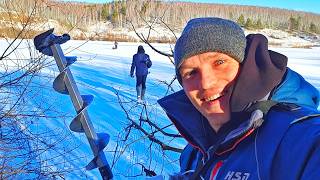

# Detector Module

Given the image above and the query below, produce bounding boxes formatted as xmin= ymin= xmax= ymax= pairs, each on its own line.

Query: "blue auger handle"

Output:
xmin=34 ymin=28 xmax=70 ymax=56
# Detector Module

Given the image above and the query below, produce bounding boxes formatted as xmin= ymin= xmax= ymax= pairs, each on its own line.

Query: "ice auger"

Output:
xmin=34 ymin=29 xmax=113 ymax=179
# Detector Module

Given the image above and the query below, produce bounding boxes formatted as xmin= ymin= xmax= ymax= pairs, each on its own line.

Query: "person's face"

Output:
xmin=180 ymin=52 xmax=240 ymax=132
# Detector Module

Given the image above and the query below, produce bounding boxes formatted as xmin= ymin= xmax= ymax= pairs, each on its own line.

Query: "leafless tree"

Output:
xmin=0 ymin=0 xmax=89 ymax=178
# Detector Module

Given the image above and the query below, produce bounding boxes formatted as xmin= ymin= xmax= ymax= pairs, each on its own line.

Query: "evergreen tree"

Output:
xmin=245 ymin=17 xmax=254 ymax=29
xmin=296 ymin=16 xmax=302 ymax=31
xmin=289 ymin=16 xmax=296 ymax=30
xmin=237 ymin=14 xmax=245 ymax=27
xmin=101 ymin=3 xmax=109 ymax=21
xmin=309 ymin=22 xmax=317 ymax=33
xmin=289 ymin=16 xmax=301 ymax=31
xmin=255 ymin=18 xmax=263 ymax=29
xmin=111 ymin=1 xmax=119 ymax=25
xmin=120 ymin=0 xmax=126 ymax=16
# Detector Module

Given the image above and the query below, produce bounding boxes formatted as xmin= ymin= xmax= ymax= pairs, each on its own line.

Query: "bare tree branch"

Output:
xmin=129 ymin=21 xmax=173 ymax=58
xmin=114 ymin=89 xmax=182 ymax=153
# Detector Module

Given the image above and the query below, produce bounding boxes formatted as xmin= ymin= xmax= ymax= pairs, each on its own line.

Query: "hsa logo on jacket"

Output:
xmin=224 ymin=171 xmax=250 ymax=180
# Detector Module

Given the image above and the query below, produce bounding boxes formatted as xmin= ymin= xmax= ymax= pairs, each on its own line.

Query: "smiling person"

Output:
xmin=158 ymin=17 xmax=320 ymax=179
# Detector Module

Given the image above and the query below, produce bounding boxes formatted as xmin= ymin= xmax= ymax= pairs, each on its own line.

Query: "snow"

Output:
xmin=1 ymin=39 xmax=320 ymax=179
xmin=245 ymin=29 xmax=319 ymax=47
xmin=30 ymin=19 xmax=64 ymax=32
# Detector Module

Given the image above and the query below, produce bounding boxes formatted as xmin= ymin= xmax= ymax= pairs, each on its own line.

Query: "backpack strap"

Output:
xmin=145 ymin=55 xmax=152 ymax=68
xmin=245 ymin=100 xmax=278 ymax=115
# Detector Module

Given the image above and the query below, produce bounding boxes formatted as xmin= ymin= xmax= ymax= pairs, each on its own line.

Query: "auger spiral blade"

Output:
xmin=34 ymin=29 xmax=113 ymax=179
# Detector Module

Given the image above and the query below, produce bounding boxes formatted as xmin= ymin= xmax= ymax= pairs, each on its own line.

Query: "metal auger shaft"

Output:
xmin=50 ymin=44 xmax=112 ymax=179
xmin=33 ymin=29 xmax=113 ymax=179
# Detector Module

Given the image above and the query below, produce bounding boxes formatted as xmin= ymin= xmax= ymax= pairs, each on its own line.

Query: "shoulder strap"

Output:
xmin=246 ymin=100 xmax=278 ymax=115
xmin=145 ymin=55 xmax=152 ymax=68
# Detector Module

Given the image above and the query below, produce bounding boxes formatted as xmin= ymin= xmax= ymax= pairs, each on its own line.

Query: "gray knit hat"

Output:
xmin=175 ymin=17 xmax=246 ymax=84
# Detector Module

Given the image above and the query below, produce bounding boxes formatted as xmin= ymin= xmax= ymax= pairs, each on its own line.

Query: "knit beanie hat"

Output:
xmin=174 ymin=17 xmax=246 ymax=84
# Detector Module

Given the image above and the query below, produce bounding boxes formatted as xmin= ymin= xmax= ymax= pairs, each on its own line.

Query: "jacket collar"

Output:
xmin=231 ymin=34 xmax=287 ymax=112
xmin=158 ymin=90 xmax=263 ymax=155
xmin=158 ymin=90 xmax=214 ymax=153
xmin=272 ymin=68 xmax=320 ymax=109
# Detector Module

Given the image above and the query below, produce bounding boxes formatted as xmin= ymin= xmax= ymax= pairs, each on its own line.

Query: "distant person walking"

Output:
xmin=130 ymin=45 xmax=152 ymax=102
xmin=112 ymin=40 xmax=118 ymax=49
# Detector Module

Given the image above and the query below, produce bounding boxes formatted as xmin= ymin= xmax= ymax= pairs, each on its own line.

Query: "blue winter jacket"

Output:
xmin=131 ymin=53 xmax=152 ymax=76
xmin=158 ymin=68 xmax=320 ymax=180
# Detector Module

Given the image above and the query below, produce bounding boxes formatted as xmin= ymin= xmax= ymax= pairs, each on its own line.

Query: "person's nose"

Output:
xmin=199 ymin=66 xmax=217 ymax=90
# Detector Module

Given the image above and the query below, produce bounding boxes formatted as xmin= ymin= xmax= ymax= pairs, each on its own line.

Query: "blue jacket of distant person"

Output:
xmin=131 ymin=45 xmax=152 ymax=76
xmin=158 ymin=35 xmax=320 ymax=180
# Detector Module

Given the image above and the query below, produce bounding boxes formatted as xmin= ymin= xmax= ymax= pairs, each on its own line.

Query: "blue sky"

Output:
xmin=62 ymin=0 xmax=320 ymax=14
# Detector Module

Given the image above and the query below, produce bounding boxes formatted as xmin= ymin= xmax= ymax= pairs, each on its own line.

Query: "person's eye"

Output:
xmin=182 ymin=69 xmax=197 ymax=79
xmin=214 ymin=59 xmax=225 ymax=65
